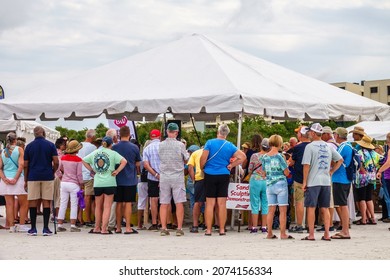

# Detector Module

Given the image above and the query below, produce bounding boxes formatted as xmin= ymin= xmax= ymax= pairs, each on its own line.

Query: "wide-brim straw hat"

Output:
xmin=349 ymin=126 xmax=365 ymax=136
xmin=356 ymin=135 xmax=375 ymax=150
xmin=65 ymin=140 xmax=83 ymax=154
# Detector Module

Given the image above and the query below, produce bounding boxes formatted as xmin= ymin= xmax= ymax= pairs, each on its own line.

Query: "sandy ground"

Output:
xmin=1 ymin=205 xmax=390 ymax=260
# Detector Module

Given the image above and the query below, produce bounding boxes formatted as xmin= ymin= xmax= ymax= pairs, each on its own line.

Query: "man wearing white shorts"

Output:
xmin=158 ymin=123 xmax=189 ymax=236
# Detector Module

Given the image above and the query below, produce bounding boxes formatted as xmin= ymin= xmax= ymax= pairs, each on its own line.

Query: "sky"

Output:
xmin=1 ymin=0 xmax=390 ymax=129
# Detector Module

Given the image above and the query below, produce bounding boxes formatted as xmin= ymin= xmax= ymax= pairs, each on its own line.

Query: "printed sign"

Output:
xmin=107 ymin=116 xmax=137 ymax=140
xmin=226 ymin=182 xmax=251 ymax=210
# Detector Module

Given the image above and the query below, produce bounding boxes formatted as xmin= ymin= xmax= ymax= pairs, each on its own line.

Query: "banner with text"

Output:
xmin=107 ymin=116 xmax=137 ymax=140
xmin=226 ymin=182 xmax=251 ymax=211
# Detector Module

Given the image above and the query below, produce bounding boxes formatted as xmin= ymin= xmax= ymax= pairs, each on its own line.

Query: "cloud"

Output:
xmin=0 ymin=0 xmax=390 ymax=92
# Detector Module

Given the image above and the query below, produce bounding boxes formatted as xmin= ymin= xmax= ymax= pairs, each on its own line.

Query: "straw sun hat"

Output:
xmin=349 ymin=126 xmax=365 ymax=136
xmin=65 ymin=140 xmax=83 ymax=154
xmin=356 ymin=135 xmax=375 ymax=150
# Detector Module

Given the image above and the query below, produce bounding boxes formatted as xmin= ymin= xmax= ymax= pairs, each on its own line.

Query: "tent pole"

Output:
xmin=230 ymin=110 xmax=243 ymax=230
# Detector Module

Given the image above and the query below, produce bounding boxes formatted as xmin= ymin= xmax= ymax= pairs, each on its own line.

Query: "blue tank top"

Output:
xmin=1 ymin=146 xmax=21 ymax=178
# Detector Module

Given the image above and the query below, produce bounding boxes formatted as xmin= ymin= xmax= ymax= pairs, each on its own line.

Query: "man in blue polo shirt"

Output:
xmin=24 ymin=126 xmax=59 ymax=236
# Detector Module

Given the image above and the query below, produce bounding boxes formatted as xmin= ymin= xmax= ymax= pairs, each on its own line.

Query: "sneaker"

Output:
xmin=198 ymin=223 xmax=206 ymax=230
xmin=160 ymin=229 xmax=170 ymax=236
xmin=289 ymin=225 xmax=304 ymax=233
xmin=85 ymin=222 xmax=95 ymax=227
xmin=176 ymin=229 xmax=184 ymax=236
xmin=250 ymin=228 xmax=258 ymax=234
xmin=148 ymin=224 xmax=159 ymax=231
xmin=27 ymin=228 xmax=37 ymax=236
xmin=190 ymin=226 xmax=199 ymax=233
xmin=261 ymin=227 xmax=268 ymax=233
xmin=42 ymin=228 xmax=53 ymax=236
xmin=17 ymin=224 xmax=30 ymax=232
xmin=316 ymin=225 xmax=335 ymax=232
xmin=57 ymin=227 xmax=67 ymax=232
xmin=70 ymin=227 xmax=81 ymax=232
xmin=9 ymin=225 xmax=17 ymax=233
xmin=167 ymin=223 xmax=178 ymax=230
xmin=382 ymin=218 xmax=390 ymax=223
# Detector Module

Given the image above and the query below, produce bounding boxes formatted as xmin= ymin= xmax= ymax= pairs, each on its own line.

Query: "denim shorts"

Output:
xmin=266 ymin=180 xmax=288 ymax=206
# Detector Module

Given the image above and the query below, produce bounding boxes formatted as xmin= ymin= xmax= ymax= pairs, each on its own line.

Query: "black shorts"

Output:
xmin=114 ymin=185 xmax=137 ymax=202
xmin=333 ymin=183 xmax=351 ymax=206
xmin=147 ymin=179 xmax=160 ymax=198
xmin=356 ymin=183 xmax=374 ymax=202
xmin=194 ymin=180 xmax=206 ymax=203
xmin=94 ymin=187 xmax=116 ymax=196
xmin=304 ymin=185 xmax=330 ymax=208
xmin=204 ymin=173 xmax=230 ymax=198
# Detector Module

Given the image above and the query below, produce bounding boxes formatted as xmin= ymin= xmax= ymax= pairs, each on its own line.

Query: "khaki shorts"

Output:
xmin=293 ymin=181 xmax=304 ymax=204
xmin=159 ymin=178 xmax=186 ymax=204
xmin=27 ymin=181 xmax=54 ymax=201
xmin=84 ymin=179 xmax=94 ymax=196
xmin=54 ymin=177 xmax=61 ymax=208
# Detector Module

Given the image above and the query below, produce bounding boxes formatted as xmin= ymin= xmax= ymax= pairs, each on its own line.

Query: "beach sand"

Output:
xmin=1 ymin=205 xmax=390 ymax=260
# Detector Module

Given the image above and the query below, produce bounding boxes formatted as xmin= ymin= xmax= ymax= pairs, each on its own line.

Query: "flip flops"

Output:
xmin=301 ymin=236 xmax=315 ymax=241
xmin=124 ymin=229 xmax=138 ymax=234
xmin=88 ymin=229 xmax=101 ymax=234
xmin=331 ymin=233 xmax=351 ymax=239
xmin=101 ymin=230 xmax=113 ymax=235
xmin=266 ymin=234 xmax=278 ymax=239
xmin=321 ymin=236 xmax=331 ymax=241
xmin=281 ymin=235 xmax=295 ymax=240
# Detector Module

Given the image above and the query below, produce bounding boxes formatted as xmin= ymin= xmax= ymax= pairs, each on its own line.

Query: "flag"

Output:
xmin=0 ymin=85 xmax=4 ymax=99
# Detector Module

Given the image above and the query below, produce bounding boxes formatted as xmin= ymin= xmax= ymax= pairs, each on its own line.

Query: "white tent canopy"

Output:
xmin=1 ymin=34 xmax=389 ymax=122
xmin=346 ymin=121 xmax=390 ymax=141
xmin=0 ymin=119 xmax=60 ymax=144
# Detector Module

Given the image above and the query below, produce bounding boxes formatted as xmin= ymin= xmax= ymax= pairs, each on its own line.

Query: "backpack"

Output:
xmin=341 ymin=143 xmax=361 ymax=182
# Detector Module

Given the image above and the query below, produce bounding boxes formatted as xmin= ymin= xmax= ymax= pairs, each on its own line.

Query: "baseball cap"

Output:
xmin=309 ymin=123 xmax=323 ymax=134
xmin=299 ymin=126 xmax=309 ymax=134
xmin=334 ymin=127 xmax=348 ymax=138
xmin=102 ymin=136 xmax=113 ymax=146
xmin=167 ymin=122 xmax=179 ymax=131
xmin=322 ymin=126 xmax=333 ymax=134
xmin=261 ymin=138 xmax=270 ymax=150
xmin=150 ymin=129 xmax=161 ymax=138
xmin=187 ymin=145 xmax=200 ymax=153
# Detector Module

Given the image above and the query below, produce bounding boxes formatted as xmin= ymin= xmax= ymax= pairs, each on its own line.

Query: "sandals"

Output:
xmin=368 ymin=218 xmax=377 ymax=225
xmin=355 ymin=219 xmax=367 ymax=225
xmin=301 ymin=236 xmax=315 ymax=241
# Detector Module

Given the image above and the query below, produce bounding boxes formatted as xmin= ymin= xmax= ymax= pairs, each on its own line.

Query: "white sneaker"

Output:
xmin=17 ymin=225 xmax=30 ymax=232
xmin=9 ymin=226 xmax=17 ymax=233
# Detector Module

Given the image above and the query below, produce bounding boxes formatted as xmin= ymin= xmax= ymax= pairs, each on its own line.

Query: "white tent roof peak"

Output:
xmin=1 ymin=33 xmax=389 ymax=121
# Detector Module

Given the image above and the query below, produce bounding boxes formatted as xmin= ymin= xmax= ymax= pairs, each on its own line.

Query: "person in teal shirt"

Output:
xmin=83 ymin=136 xmax=127 ymax=234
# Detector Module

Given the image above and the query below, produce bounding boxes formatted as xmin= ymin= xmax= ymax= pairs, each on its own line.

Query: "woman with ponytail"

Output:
xmin=0 ymin=132 xmax=29 ymax=232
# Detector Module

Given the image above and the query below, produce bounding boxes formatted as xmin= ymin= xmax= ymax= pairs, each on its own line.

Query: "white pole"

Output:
xmin=230 ymin=111 xmax=243 ymax=230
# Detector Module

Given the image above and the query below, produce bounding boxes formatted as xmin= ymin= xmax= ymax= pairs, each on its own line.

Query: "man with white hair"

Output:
xmin=78 ymin=129 xmax=97 ymax=227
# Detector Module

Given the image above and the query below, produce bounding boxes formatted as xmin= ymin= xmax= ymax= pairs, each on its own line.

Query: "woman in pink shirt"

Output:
xmin=57 ymin=140 xmax=84 ymax=232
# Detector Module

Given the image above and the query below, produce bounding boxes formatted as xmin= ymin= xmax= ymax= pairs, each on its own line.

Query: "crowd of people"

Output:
xmin=1 ymin=122 xmax=390 ymax=240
